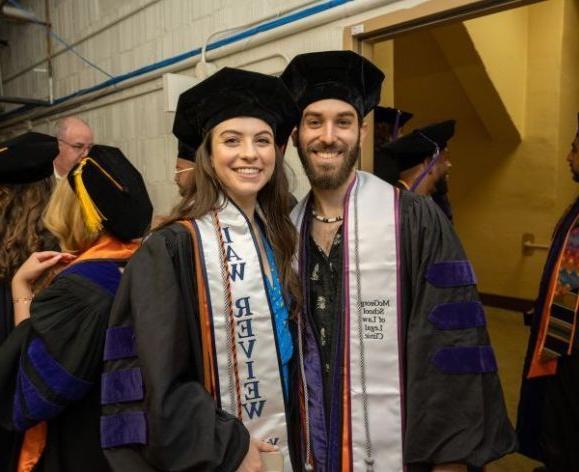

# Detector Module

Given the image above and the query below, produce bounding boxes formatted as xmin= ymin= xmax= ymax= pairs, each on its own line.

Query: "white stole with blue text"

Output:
xmin=194 ymin=200 xmax=291 ymax=470
xmin=292 ymin=171 xmax=403 ymax=471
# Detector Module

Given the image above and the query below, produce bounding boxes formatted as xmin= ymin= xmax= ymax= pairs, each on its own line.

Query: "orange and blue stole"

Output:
xmin=528 ymin=198 xmax=579 ymax=378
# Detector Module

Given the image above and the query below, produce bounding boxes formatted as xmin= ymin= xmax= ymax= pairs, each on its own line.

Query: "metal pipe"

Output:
xmin=522 ymin=233 xmax=550 ymax=256
xmin=1 ymin=4 xmax=47 ymax=24
xmin=2 ymin=0 xmax=162 ymax=84
xmin=45 ymin=0 xmax=54 ymax=104
xmin=200 ymin=0 xmax=322 ymax=64
xmin=0 ymin=96 xmax=50 ymax=105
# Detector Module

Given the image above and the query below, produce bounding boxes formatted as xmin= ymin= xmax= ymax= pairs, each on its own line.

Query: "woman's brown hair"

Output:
xmin=165 ymin=131 xmax=301 ymax=310
xmin=0 ymin=178 xmax=59 ymax=281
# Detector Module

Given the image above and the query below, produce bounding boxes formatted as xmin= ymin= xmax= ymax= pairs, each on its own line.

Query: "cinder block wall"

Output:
xmin=0 ymin=0 xmax=414 ymax=213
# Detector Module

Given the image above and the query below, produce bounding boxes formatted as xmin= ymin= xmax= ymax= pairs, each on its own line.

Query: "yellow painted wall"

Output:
xmin=372 ymin=0 xmax=578 ymax=300
xmin=464 ymin=7 xmax=528 ymax=133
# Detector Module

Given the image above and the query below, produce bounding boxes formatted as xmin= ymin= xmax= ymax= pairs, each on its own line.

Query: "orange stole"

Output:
xmin=178 ymin=220 xmax=217 ymax=395
xmin=68 ymin=234 xmax=139 ymax=264
xmin=17 ymin=423 xmax=47 ymax=472
xmin=527 ymin=218 xmax=577 ymax=378
xmin=341 ymin=320 xmax=352 ymax=470
xmin=17 ymin=235 xmax=139 ymax=470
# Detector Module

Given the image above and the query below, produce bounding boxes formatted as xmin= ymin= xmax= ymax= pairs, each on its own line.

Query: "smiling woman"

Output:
xmin=210 ymin=117 xmax=276 ymax=215
xmin=101 ymin=68 xmax=302 ymax=472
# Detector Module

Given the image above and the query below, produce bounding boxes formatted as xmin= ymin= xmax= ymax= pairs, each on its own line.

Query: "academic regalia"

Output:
xmin=281 ymin=51 xmax=513 ymax=470
xmin=101 ymin=67 xmax=298 ymax=471
xmin=0 ymin=132 xmax=59 ymax=185
xmin=0 ymin=256 xmax=129 ymax=471
xmin=0 ymin=131 xmax=60 ymax=344
xmin=101 ymin=213 xmax=296 ymax=471
xmin=177 ymin=140 xmax=197 ymax=162
xmin=0 ymin=132 xmax=60 ymax=470
xmin=373 ymin=106 xmax=413 ymax=184
xmin=289 ymin=172 xmax=516 ymax=471
xmin=517 ymin=197 xmax=579 ymax=470
xmin=0 ymin=144 xmax=152 ymax=472
xmin=385 ymin=121 xmax=456 ymax=221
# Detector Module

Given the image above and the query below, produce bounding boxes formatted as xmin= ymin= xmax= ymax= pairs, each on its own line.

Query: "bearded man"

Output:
xmin=281 ymin=50 xmax=516 ymax=472
xmin=517 ymin=113 xmax=579 ymax=472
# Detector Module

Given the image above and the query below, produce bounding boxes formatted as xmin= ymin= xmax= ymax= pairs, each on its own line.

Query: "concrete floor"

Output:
xmin=485 ymin=307 xmax=541 ymax=472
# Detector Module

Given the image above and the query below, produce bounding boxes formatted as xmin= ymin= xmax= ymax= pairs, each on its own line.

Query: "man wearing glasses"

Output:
xmin=54 ymin=116 xmax=94 ymax=179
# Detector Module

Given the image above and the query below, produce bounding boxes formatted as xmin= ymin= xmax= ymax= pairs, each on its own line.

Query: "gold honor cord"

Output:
xmin=72 ymin=157 xmax=124 ymax=233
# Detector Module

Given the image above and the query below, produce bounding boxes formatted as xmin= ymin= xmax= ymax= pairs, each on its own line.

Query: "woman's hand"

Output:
xmin=12 ymin=251 xmax=76 ymax=287
xmin=12 ymin=251 xmax=76 ymax=327
xmin=237 ymin=438 xmax=278 ymax=472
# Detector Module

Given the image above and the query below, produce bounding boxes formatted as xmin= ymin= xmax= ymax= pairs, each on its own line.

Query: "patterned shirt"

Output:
xmin=307 ymin=225 xmax=343 ymax=410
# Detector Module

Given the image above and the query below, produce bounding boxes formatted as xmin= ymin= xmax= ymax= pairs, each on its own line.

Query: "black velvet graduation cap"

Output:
xmin=177 ymin=140 xmax=196 ymax=162
xmin=374 ymin=106 xmax=413 ymax=127
xmin=280 ymin=50 xmax=385 ymax=118
xmin=419 ymin=120 xmax=455 ymax=150
xmin=386 ymin=120 xmax=455 ymax=172
xmin=0 ymin=132 xmax=58 ymax=184
xmin=173 ymin=67 xmax=299 ymax=150
xmin=67 ymin=145 xmax=153 ymax=241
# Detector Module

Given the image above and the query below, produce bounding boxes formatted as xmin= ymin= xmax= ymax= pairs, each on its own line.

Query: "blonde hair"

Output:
xmin=43 ymin=178 xmax=101 ymax=253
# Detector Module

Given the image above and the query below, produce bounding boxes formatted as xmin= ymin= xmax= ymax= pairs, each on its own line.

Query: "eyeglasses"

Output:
xmin=58 ymin=139 xmax=93 ymax=153
xmin=175 ymin=167 xmax=195 ymax=175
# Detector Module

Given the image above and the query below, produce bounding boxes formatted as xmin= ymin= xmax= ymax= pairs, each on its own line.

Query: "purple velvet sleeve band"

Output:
xmin=432 ymin=346 xmax=497 ymax=374
xmin=100 ymin=411 xmax=147 ymax=448
xmin=101 ymin=368 xmax=144 ymax=405
xmin=27 ymin=337 xmax=92 ymax=401
xmin=428 ymin=301 xmax=486 ymax=330
xmin=103 ymin=326 xmax=137 ymax=361
xmin=16 ymin=367 xmax=63 ymax=423
xmin=12 ymin=392 xmax=34 ymax=431
xmin=425 ymin=260 xmax=477 ymax=287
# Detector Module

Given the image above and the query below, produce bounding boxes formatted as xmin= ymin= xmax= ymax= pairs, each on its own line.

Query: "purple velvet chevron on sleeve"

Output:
xmin=12 ymin=386 xmax=35 ymax=432
xmin=425 ymin=260 xmax=477 ymax=287
xmin=26 ymin=337 xmax=92 ymax=401
xmin=15 ymin=366 xmax=63 ymax=424
xmin=103 ymin=326 xmax=137 ymax=361
xmin=101 ymin=368 xmax=144 ymax=405
xmin=428 ymin=301 xmax=486 ymax=330
xmin=100 ymin=411 xmax=147 ymax=448
xmin=432 ymin=346 xmax=497 ymax=374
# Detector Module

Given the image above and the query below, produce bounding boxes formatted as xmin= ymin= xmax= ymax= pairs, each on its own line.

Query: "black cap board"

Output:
xmin=281 ymin=50 xmax=385 ymax=118
xmin=386 ymin=120 xmax=455 ymax=172
xmin=173 ymin=67 xmax=299 ymax=150
xmin=0 ymin=132 xmax=59 ymax=184
xmin=68 ymin=145 xmax=153 ymax=241
xmin=177 ymin=140 xmax=196 ymax=162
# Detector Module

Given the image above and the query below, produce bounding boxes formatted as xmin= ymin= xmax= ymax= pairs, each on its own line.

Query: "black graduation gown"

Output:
xmin=101 ymin=224 xmax=250 ymax=472
xmin=289 ymin=189 xmax=516 ymax=471
xmin=0 ymin=280 xmax=21 ymax=472
xmin=0 ymin=261 xmax=123 ymax=472
xmin=517 ymin=198 xmax=579 ymax=470
xmin=399 ymin=191 xmax=515 ymax=469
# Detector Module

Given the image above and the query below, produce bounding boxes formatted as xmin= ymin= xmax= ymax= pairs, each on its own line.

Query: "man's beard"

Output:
xmin=433 ymin=174 xmax=449 ymax=196
xmin=573 ymin=169 xmax=579 ymax=183
xmin=297 ymin=135 xmax=360 ymax=191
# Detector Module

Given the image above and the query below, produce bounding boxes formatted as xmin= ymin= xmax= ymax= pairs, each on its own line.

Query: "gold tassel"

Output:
xmin=73 ymin=159 xmax=105 ymax=233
